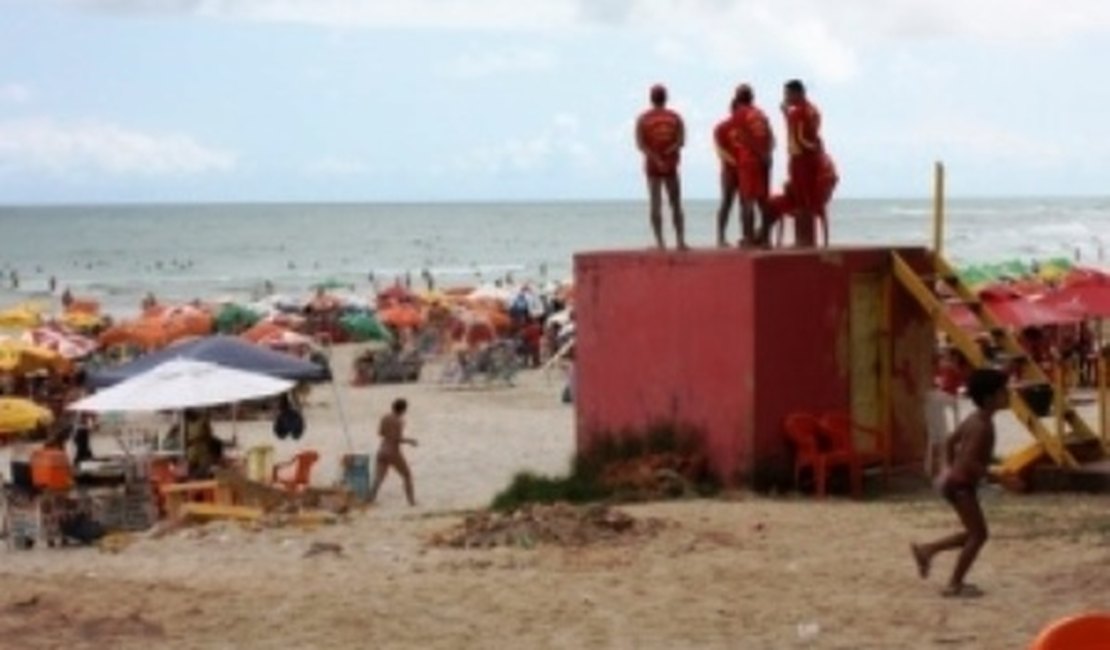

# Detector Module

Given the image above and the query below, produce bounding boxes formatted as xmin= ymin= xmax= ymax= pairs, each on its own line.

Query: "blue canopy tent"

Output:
xmin=88 ymin=335 xmax=329 ymax=389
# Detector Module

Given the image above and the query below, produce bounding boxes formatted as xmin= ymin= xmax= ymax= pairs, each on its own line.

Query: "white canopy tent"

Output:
xmin=69 ymin=359 xmax=294 ymax=413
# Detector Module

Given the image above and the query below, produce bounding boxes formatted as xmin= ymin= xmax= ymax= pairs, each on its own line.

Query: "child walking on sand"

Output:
xmin=368 ymin=398 xmax=418 ymax=506
xmin=911 ymin=368 xmax=1009 ymax=598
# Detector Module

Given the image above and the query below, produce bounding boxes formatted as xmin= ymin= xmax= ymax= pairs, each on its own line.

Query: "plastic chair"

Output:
xmin=271 ymin=450 xmax=320 ymax=493
xmin=774 ymin=211 xmax=829 ymax=248
xmin=782 ymin=413 xmax=855 ymax=498
xmin=817 ymin=411 xmax=891 ymax=497
xmin=1030 ymin=613 xmax=1110 ymax=649
xmin=245 ymin=445 xmax=275 ymax=483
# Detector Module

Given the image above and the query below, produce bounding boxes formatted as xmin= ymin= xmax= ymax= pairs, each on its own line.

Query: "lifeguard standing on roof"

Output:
xmin=782 ymin=79 xmax=825 ymax=247
xmin=636 ymin=84 xmax=687 ymax=251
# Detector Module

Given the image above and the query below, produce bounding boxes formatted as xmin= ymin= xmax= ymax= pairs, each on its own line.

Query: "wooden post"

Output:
xmin=1054 ymin=363 xmax=1066 ymax=439
xmin=1099 ymin=354 xmax=1108 ymax=448
xmin=879 ymin=274 xmax=893 ymax=457
xmin=933 ymin=162 xmax=946 ymax=255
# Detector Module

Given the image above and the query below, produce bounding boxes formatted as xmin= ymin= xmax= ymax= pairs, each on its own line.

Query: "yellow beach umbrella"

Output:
xmin=1036 ymin=263 xmax=1068 ymax=283
xmin=60 ymin=310 xmax=103 ymax=331
xmin=0 ymin=339 xmax=69 ymax=374
xmin=0 ymin=303 xmax=44 ymax=330
xmin=0 ymin=397 xmax=54 ymax=436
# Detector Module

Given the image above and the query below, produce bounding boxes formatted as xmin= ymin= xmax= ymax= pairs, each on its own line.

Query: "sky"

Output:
xmin=2 ymin=0 xmax=1110 ymax=203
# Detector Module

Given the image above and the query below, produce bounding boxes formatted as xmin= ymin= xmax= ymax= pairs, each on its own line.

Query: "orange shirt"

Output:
xmin=785 ymin=99 xmax=822 ymax=157
xmin=637 ymin=107 xmax=684 ymax=175
xmin=730 ymin=104 xmax=774 ymax=167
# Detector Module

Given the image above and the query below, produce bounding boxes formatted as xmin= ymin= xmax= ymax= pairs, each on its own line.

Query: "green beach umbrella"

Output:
xmin=215 ymin=303 xmax=261 ymax=334
xmin=313 ymin=278 xmax=350 ymax=291
xmin=339 ymin=313 xmax=393 ymax=343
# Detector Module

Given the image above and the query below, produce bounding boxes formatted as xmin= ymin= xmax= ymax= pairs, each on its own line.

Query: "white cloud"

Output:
xmin=0 ymin=117 xmax=237 ymax=176
xmin=441 ymin=48 xmax=557 ymax=79
xmin=69 ymin=0 xmax=582 ymax=29
xmin=302 ymin=156 xmax=372 ymax=176
xmin=867 ymin=115 xmax=1066 ymax=166
xmin=0 ymin=83 xmax=32 ymax=104
xmin=66 ymin=1 xmax=1110 ymax=83
xmin=452 ymin=112 xmax=594 ymax=173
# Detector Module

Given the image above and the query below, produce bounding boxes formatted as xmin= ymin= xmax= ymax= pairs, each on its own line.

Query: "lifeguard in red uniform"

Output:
xmin=635 ymin=84 xmax=687 ymax=250
xmin=782 ymin=79 xmax=825 ymax=247
xmin=713 ymin=94 xmax=742 ymax=247
xmin=729 ymin=84 xmax=775 ymax=248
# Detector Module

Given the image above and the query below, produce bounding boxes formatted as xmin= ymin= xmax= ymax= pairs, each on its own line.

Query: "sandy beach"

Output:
xmin=1 ymin=343 xmax=1109 ymax=649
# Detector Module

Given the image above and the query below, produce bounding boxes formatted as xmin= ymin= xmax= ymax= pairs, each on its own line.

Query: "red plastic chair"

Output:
xmin=783 ymin=413 xmax=855 ymax=498
xmin=774 ymin=211 xmax=829 ymax=248
xmin=817 ymin=411 xmax=891 ymax=497
xmin=272 ymin=450 xmax=320 ymax=493
xmin=1030 ymin=613 xmax=1110 ymax=650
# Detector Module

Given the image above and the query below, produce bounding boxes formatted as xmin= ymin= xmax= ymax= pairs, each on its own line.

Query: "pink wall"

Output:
xmin=575 ymin=246 xmax=933 ymax=487
xmin=575 ymin=249 xmax=756 ymax=481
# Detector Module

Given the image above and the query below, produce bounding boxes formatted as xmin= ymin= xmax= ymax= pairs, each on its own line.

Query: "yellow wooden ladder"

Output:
xmin=890 ymin=251 xmax=1102 ymax=474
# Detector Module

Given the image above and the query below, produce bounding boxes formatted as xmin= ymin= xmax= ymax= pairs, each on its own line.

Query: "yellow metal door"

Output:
xmin=849 ymin=273 xmax=884 ymax=448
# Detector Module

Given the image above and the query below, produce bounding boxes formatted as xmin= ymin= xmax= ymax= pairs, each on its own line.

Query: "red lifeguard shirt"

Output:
xmin=785 ymin=99 xmax=822 ymax=158
xmin=731 ymin=104 xmax=774 ymax=168
xmin=637 ymin=107 xmax=684 ymax=177
xmin=784 ymin=99 xmax=824 ymax=212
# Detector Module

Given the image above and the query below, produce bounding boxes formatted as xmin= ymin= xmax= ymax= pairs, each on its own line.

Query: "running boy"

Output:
xmin=911 ymin=367 xmax=1009 ymax=597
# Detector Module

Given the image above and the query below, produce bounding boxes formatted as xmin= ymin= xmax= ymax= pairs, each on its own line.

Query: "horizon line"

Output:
xmin=3 ymin=193 xmax=1109 ymax=209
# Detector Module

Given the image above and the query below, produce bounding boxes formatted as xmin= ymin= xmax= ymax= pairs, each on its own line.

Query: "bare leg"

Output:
xmin=716 ymin=170 xmax=737 ymax=247
xmin=647 ymin=176 xmax=665 ymax=249
xmin=394 ymin=454 xmax=416 ymax=506
xmin=913 ymin=489 xmax=988 ymax=594
xmin=739 ymin=198 xmax=756 ymax=247
xmin=367 ymin=457 xmax=390 ymax=502
xmin=754 ymin=199 xmax=772 ymax=247
xmin=664 ymin=175 xmax=687 ymax=250
xmin=945 ymin=490 xmax=988 ymax=592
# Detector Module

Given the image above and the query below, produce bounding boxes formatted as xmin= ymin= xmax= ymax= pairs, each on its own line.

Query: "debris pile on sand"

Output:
xmin=598 ymin=452 xmax=704 ymax=499
xmin=430 ymin=503 xmax=666 ymax=549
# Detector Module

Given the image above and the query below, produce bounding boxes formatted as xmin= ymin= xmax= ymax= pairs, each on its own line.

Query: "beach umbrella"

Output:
xmin=0 ymin=304 xmax=43 ymax=330
xmin=156 ymin=304 xmax=215 ymax=341
xmin=466 ymin=284 xmax=513 ymax=309
xmin=215 ymin=303 xmax=261 ymax=334
xmin=313 ymin=278 xmax=351 ymax=291
xmin=377 ymin=285 xmax=412 ymax=304
xmin=1041 ymin=285 xmax=1110 ymax=319
xmin=71 ymin=359 xmax=294 ymax=412
xmin=255 ymin=329 xmax=318 ymax=352
xmin=980 ymin=295 xmax=1081 ymax=328
xmin=378 ymin=304 xmax=424 ymax=329
xmin=21 ymin=327 xmax=97 ymax=360
xmin=944 ymin=303 xmax=982 ymax=331
xmin=60 ymin=310 xmax=103 ymax=332
xmin=339 ymin=313 xmax=393 ymax=342
xmin=241 ymin=320 xmax=289 ymax=344
xmin=99 ymin=320 xmax=171 ymax=351
xmin=101 ymin=304 xmax=215 ymax=351
xmin=0 ymin=339 xmax=70 ymax=374
xmin=0 ymin=397 xmax=54 ymax=436
xmin=87 ymin=335 xmax=328 ymax=388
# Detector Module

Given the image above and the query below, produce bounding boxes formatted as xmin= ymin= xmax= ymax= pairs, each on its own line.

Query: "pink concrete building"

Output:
xmin=574 ymin=246 xmax=934 ymax=489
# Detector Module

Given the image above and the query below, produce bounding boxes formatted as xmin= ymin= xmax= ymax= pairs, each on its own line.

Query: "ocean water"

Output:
xmin=0 ymin=198 xmax=1107 ymax=316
